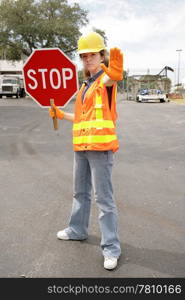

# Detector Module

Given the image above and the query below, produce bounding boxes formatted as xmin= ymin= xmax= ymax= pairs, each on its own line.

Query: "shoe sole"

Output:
xmin=104 ymin=264 xmax=117 ymax=270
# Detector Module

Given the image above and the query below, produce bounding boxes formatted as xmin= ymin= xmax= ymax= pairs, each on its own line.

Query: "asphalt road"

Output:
xmin=0 ymin=96 xmax=185 ymax=278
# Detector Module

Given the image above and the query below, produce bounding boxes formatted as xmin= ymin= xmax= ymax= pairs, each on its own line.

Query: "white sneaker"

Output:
xmin=57 ymin=229 xmax=70 ymax=240
xmin=104 ymin=257 xmax=118 ymax=270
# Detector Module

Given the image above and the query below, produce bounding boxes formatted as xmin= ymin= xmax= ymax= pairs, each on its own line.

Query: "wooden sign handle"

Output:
xmin=50 ymin=99 xmax=58 ymax=130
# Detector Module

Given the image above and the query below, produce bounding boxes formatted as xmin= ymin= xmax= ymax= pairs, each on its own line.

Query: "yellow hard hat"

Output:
xmin=77 ymin=32 xmax=106 ymax=54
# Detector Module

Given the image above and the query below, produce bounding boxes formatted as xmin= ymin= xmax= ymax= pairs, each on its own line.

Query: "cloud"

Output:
xmin=69 ymin=0 xmax=185 ymax=84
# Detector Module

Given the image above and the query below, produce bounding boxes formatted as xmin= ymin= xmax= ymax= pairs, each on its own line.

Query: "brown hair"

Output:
xmin=80 ymin=49 xmax=109 ymax=79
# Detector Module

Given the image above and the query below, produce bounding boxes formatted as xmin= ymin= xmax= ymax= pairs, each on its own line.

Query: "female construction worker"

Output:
xmin=49 ymin=31 xmax=123 ymax=270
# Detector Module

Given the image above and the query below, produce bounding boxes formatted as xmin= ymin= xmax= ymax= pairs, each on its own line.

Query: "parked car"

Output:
xmin=136 ymin=88 xmax=168 ymax=103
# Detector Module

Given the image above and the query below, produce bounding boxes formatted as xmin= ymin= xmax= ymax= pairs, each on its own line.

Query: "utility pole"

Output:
xmin=176 ymin=49 xmax=182 ymax=86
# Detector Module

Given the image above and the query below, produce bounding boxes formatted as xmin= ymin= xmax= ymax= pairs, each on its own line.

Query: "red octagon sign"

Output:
xmin=23 ymin=48 xmax=78 ymax=107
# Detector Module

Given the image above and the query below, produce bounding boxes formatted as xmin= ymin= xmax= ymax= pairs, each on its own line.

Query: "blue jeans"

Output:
xmin=65 ymin=151 xmax=121 ymax=258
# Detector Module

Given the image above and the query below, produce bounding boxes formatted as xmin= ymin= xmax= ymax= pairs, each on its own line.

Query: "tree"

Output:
xmin=0 ymin=0 xmax=88 ymax=60
xmin=77 ymin=69 xmax=82 ymax=85
xmin=117 ymin=71 xmax=127 ymax=92
xmin=161 ymin=77 xmax=171 ymax=93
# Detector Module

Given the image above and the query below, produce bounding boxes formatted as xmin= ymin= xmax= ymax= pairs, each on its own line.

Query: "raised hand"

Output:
xmin=101 ymin=47 xmax=123 ymax=81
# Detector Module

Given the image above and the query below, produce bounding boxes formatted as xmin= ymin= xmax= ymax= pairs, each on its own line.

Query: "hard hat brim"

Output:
xmin=78 ymin=47 xmax=106 ymax=54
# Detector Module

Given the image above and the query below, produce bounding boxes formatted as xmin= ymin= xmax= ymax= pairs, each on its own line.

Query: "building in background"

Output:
xmin=0 ymin=60 xmax=24 ymax=77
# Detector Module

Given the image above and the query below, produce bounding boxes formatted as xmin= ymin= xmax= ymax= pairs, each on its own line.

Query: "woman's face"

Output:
xmin=81 ymin=52 xmax=103 ymax=76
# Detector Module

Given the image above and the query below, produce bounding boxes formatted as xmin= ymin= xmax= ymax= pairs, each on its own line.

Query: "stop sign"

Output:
xmin=23 ymin=48 xmax=78 ymax=107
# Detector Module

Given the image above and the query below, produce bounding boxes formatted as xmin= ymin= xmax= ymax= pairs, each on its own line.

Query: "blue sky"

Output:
xmin=68 ymin=0 xmax=185 ymax=86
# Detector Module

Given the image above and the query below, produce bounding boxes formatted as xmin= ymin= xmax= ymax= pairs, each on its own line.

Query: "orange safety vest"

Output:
xmin=73 ymin=72 xmax=119 ymax=152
